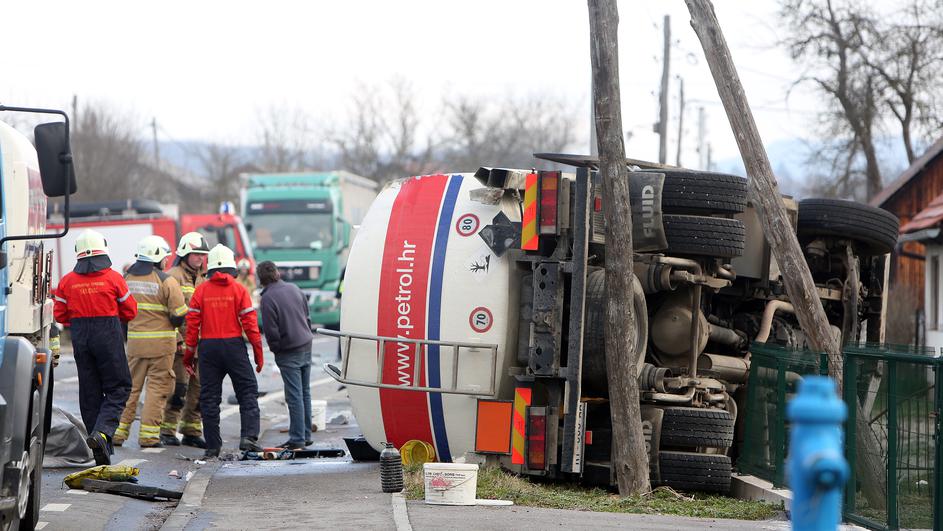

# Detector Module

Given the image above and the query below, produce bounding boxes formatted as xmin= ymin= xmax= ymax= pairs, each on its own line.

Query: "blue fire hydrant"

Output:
xmin=787 ymin=376 xmax=849 ymax=531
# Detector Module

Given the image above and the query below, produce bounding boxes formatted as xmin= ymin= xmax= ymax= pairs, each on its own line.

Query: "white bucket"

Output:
xmin=423 ymin=463 xmax=479 ymax=505
xmin=311 ymin=399 xmax=327 ymax=432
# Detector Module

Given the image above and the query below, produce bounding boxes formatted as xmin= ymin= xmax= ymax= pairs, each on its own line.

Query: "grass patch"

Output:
xmin=404 ymin=464 xmax=780 ymax=520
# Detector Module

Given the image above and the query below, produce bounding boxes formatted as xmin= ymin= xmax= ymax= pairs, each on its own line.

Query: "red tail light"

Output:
xmin=526 ymin=406 xmax=547 ymax=470
xmin=539 ymin=171 xmax=560 ymax=235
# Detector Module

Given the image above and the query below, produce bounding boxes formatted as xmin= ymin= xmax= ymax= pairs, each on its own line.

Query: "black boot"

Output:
xmin=181 ymin=435 xmax=207 ymax=449
xmin=239 ymin=437 xmax=262 ymax=452
xmin=204 ymin=447 xmax=220 ymax=459
xmin=86 ymin=432 xmax=111 ymax=466
xmin=160 ymin=433 xmax=181 ymax=446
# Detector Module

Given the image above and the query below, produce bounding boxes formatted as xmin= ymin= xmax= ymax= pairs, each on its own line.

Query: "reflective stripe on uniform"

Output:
xmin=239 ymin=306 xmax=255 ymax=315
xmin=181 ymin=286 xmax=196 ymax=294
xmin=173 ymin=304 xmax=189 ymax=316
xmin=189 ymin=308 xmax=201 ymax=313
xmin=160 ymin=422 xmax=178 ymax=431
xmin=181 ymin=421 xmax=203 ymax=431
xmin=117 ymin=291 xmax=132 ymax=302
xmin=114 ymin=422 xmax=130 ymax=439
xmin=127 ymin=330 xmax=178 ymax=339
xmin=139 ymin=424 xmax=160 ymax=438
xmin=137 ymin=302 xmax=168 ymax=312
xmin=54 ymin=295 xmax=67 ymax=304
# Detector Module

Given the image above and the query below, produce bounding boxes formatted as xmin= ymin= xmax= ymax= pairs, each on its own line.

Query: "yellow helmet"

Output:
xmin=74 ymin=229 xmax=108 ymax=259
xmin=176 ymin=232 xmax=209 ymax=257
xmin=136 ymin=235 xmax=172 ymax=264
xmin=207 ymin=244 xmax=237 ymax=270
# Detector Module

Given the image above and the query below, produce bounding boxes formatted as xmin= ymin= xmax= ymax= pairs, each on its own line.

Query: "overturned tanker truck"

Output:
xmin=323 ymin=157 xmax=898 ymax=492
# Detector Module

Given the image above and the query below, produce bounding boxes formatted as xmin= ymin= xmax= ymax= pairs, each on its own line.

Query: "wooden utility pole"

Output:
xmin=675 ymin=78 xmax=685 ymax=167
xmin=658 ymin=15 xmax=671 ymax=164
xmin=684 ymin=0 xmax=886 ymax=510
xmin=588 ymin=0 xmax=650 ymax=496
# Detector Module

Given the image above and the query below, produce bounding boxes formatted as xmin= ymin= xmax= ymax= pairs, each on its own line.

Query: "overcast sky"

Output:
xmin=2 ymin=1 xmax=818 ymax=170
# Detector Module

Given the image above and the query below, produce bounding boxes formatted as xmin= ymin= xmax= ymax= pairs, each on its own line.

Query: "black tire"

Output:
xmin=658 ymin=451 xmax=732 ymax=493
xmin=582 ymin=269 xmax=648 ymax=395
xmin=641 ymin=169 xmax=748 ymax=215
xmin=20 ymin=436 xmax=41 ymax=531
xmin=797 ymin=198 xmax=900 ymax=256
xmin=659 ymin=407 xmax=734 ymax=449
xmin=663 ymin=215 xmax=745 ymax=258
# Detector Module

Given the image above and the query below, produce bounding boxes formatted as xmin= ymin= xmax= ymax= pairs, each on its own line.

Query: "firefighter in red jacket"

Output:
xmin=53 ymin=229 xmax=138 ymax=465
xmin=184 ymin=244 xmax=264 ymax=458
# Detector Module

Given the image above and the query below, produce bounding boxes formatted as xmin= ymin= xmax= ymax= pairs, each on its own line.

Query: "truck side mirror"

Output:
xmin=34 ymin=121 xmax=77 ymax=197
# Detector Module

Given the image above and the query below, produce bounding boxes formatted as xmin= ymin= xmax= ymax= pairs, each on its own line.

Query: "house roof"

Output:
xmin=901 ymin=192 xmax=943 ymax=233
xmin=870 ymin=136 xmax=943 ymax=208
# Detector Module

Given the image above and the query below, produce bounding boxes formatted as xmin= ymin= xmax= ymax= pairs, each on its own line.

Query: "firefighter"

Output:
xmin=236 ymin=258 xmax=256 ymax=293
xmin=114 ymin=236 xmax=188 ymax=448
xmin=160 ymin=232 xmax=210 ymax=448
xmin=184 ymin=244 xmax=264 ymax=458
xmin=53 ymin=229 xmax=137 ymax=466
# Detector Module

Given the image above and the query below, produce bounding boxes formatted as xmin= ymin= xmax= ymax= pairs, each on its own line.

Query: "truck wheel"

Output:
xmin=657 ymin=451 xmax=732 ymax=493
xmin=797 ymin=198 xmax=900 ymax=256
xmin=663 ymin=215 xmax=745 ymax=258
xmin=581 ymin=268 xmax=648 ymax=396
xmin=644 ymin=169 xmax=748 ymax=215
xmin=658 ymin=407 xmax=734 ymax=449
xmin=19 ymin=436 xmax=41 ymax=531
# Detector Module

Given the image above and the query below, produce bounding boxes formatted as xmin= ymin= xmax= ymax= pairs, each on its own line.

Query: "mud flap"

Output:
xmin=589 ymin=171 xmax=667 ymax=252
xmin=640 ymin=406 xmax=664 ymax=484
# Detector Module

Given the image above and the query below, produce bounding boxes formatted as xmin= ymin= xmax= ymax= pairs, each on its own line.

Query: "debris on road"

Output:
xmin=329 ymin=414 xmax=349 ymax=425
xmin=168 ymin=470 xmax=181 ymax=479
xmin=81 ymin=479 xmax=182 ymax=501
xmin=63 ymin=465 xmax=140 ymax=489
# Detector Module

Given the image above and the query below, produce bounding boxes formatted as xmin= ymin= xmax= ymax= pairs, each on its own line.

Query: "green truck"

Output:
xmin=240 ymin=171 xmax=377 ymax=328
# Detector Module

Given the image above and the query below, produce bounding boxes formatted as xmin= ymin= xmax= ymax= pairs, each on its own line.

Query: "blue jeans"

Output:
xmin=275 ymin=348 xmax=312 ymax=444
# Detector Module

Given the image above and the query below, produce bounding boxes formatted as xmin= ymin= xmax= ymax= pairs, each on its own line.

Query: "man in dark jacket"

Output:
xmin=258 ymin=261 xmax=314 ymax=449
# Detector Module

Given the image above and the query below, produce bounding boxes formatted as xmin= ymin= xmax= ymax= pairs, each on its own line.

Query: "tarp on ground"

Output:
xmin=44 ymin=406 xmax=94 ymax=468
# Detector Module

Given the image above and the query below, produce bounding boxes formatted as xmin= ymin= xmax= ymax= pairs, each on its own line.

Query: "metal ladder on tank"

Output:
xmin=317 ymin=329 xmax=499 ymax=397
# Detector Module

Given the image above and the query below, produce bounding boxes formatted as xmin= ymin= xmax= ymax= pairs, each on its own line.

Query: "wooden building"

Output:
xmin=871 ymin=137 xmax=943 ymax=305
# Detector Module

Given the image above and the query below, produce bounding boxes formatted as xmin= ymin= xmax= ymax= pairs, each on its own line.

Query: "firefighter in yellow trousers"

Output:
xmin=161 ymin=232 xmax=209 ymax=447
xmin=114 ymin=236 xmax=187 ymax=447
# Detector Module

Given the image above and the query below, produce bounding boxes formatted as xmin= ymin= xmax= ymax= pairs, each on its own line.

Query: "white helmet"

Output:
xmin=176 ymin=232 xmax=210 ymax=257
xmin=75 ymin=229 xmax=108 ymax=259
xmin=136 ymin=235 xmax=172 ymax=264
xmin=207 ymin=244 xmax=237 ymax=270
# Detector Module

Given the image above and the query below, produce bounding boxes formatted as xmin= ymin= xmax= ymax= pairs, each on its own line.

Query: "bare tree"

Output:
xmin=69 ymin=102 xmax=144 ymax=201
xmin=439 ymin=93 xmax=576 ymax=171
xmin=331 ymin=80 xmax=436 ymax=182
xmin=255 ymin=104 xmax=314 ymax=172
xmin=781 ymin=0 xmax=943 ymax=200
xmin=198 ymin=143 xmax=245 ymax=208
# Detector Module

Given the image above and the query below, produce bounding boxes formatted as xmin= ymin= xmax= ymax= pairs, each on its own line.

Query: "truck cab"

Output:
xmin=0 ymin=106 xmax=77 ymax=529
xmin=241 ymin=172 xmax=377 ymax=328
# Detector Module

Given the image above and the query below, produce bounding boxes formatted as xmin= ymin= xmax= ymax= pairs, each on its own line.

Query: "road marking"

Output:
xmin=114 ymin=458 xmax=148 ymax=467
xmin=66 ymin=489 xmax=88 ymax=495
xmin=141 ymin=447 xmax=165 ymax=454
xmin=59 ymin=376 xmax=79 ymax=383
xmin=220 ymin=376 xmax=333 ymax=420
xmin=35 ymin=523 xmax=48 ymax=530
xmin=391 ymin=492 xmax=413 ymax=531
xmin=41 ymin=503 xmax=71 ymax=512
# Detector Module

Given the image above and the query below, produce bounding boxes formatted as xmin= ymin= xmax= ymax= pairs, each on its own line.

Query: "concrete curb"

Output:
xmin=391 ymin=492 xmax=413 ymax=531
xmin=160 ymin=461 xmax=221 ymax=531
xmin=731 ymin=474 xmax=793 ymax=511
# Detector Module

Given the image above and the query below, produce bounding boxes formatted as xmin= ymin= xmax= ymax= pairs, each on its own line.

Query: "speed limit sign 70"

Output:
xmin=469 ymin=307 xmax=493 ymax=333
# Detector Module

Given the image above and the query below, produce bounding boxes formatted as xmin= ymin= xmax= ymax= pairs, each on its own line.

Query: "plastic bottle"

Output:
xmin=380 ymin=442 xmax=404 ymax=493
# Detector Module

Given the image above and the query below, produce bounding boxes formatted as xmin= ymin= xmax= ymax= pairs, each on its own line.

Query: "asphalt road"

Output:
xmin=36 ymin=335 xmax=343 ymax=531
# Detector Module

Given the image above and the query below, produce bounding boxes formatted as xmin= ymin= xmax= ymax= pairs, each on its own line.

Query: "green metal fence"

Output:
xmin=740 ymin=343 xmax=942 ymax=530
